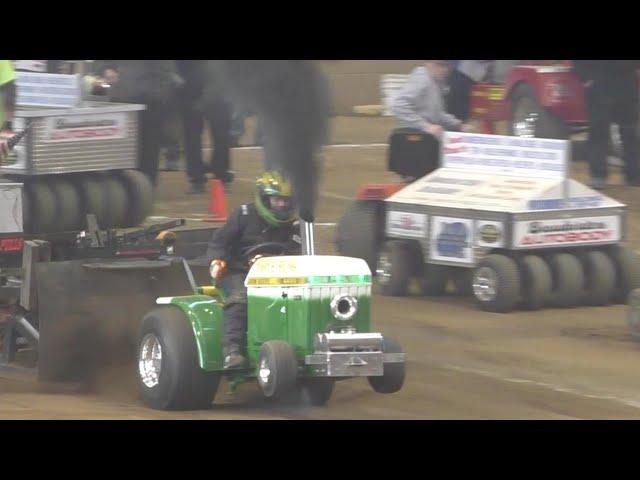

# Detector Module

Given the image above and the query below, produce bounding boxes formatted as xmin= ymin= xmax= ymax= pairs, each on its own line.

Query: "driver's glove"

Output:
xmin=209 ymin=259 xmax=227 ymax=280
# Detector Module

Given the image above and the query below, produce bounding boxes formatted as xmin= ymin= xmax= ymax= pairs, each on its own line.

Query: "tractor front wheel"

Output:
xmin=257 ymin=340 xmax=298 ymax=401
xmin=368 ymin=337 xmax=405 ymax=394
xmin=300 ymin=378 xmax=335 ymax=406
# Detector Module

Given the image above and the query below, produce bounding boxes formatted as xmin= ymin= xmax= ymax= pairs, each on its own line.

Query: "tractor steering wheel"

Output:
xmin=240 ymin=242 xmax=289 ymax=265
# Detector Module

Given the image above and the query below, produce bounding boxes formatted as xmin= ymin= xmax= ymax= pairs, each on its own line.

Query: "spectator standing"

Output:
xmin=573 ymin=60 xmax=640 ymax=189
xmin=92 ymin=60 xmax=178 ymax=186
xmin=446 ymin=60 xmax=494 ymax=122
xmin=175 ymin=61 xmax=234 ymax=194
xmin=390 ymin=60 xmax=474 ymax=179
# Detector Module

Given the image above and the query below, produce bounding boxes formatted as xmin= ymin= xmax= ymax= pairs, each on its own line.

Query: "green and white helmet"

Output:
xmin=255 ymin=171 xmax=296 ymax=226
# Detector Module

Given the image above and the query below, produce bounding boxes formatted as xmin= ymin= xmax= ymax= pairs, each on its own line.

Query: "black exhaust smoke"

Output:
xmin=216 ymin=61 xmax=330 ymax=222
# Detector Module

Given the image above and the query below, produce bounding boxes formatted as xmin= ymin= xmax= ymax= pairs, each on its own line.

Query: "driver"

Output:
xmin=207 ymin=171 xmax=302 ymax=369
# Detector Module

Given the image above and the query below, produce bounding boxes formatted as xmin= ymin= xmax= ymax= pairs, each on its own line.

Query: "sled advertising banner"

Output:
xmin=386 ymin=211 xmax=428 ymax=239
xmin=442 ymin=132 xmax=568 ymax=180
xmin=429 ymin=216 xmax=474 ymax=264
xmin=42 ymin=113 xmax=127 ymax=142
xmin=513 ymin=216 xmax=621 ymax=248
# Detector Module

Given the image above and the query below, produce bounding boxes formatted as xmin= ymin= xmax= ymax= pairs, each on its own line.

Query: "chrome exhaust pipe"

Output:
xmin=300 ymin=220 xmax=315 ymax=256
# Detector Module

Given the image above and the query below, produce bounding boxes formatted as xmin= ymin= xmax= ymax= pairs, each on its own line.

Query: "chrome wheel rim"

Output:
xmin=473 ymin=267 xmax=498 ymax=302
xmin=376 ymin=250 xmax=392 ymax=285
xmin=139 ymin=333 xmax=162 ymax=389
xmin=513 ymin=111 xmax=539 ymax=137
xmin=258 ymin=357 xmax=272 ymax=387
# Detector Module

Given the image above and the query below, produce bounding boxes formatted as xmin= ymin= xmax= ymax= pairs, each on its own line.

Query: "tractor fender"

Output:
xmin=156 ymin=296 xmax=225 ymax=371
xmin=504 ymin=65 xmax=586 ymax=123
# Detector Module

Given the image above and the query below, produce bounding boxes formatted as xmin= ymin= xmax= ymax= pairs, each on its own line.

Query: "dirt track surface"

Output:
xmin=2 ymin=118 xmax=640 ymax=419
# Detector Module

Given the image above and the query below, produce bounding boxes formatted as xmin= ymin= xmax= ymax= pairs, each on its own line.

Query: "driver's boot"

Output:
xmin=223 ymin=346 xmax=247 ymax=369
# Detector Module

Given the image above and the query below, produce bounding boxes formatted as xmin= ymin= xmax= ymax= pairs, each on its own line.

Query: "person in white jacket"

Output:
xmin=388 ymin=61 xmax=473 ymax=180
xmin=392 ymin=60 xmax=474 ymax=139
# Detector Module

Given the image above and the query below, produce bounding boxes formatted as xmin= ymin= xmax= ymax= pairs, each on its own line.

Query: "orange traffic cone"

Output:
xmin=204 ymin=179 xmax=228 ymax=223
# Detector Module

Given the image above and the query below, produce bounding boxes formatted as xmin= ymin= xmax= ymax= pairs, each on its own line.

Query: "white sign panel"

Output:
xmin=43 ymin=113 xmax=127 ymax=142
xmin=15 ymin=72 xmax=81 ymax=108
xmin=386 ymin=211 xmax=428 ymax=238
xmin=476 ymin=220 xmax=505 ymax=248
xmin=0 ymin=184 xmax=23 ymax=233
xmin=442 ymin=132 xmax=568 ymax=180
xmin=13 ymin=60 xmax=47 ymax=72
xmin=513 ymin=216 xmax=620 ymax=248
xmin=429 ymin=216 xmax=473 ymax=264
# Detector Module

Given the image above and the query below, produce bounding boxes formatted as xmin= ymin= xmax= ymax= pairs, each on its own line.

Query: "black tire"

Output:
xmin=26 ymin=180 xmax=57 ymax=233
xmin=608 ymin=246 xmax=640 ymax=303
xmin=509 ymin=84 xmax=569 ymax=139
xmin=257 ymin=340 xmax=298 ymax=400
xmin=368 ymin=336 xmax=405 ymax=394
xmin=519 ymin=255 xmax=552 ymax=310
xmin=49 ymin=177 xmax=82 ymax=232
xmin=118 ymin=169 xmax=154 ymax=227
xmin=548 ymin=253 xmax=585 ymax=308
xmin=627 ymin=288 xmax=640 ymax=340
xmin=422 ymin=264 xmax=449 ymax=296
xmin=449 ymin=267 xmax=473 ymax=296
xmin=581 ymin=250 xmax=616 ymax=306
xmin=101 ymin=173 xmax=128 ymax=229
xmin=376 ymin=240 xmax=412 ymax=296
xmin=335 ymin=200 xmax=382 ymax=273
xmin=137 ymin=306 xmax=221 ymax=410
xmin=472 ymin=254 xmax=521 ymax=313
xmin=75 ymin=174 xmax=108 ymax=230
xmin=300 ymin=378 xmax=335 ymax=406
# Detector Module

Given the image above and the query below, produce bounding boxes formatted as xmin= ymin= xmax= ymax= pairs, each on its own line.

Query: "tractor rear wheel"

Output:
xmin=137 ymin=306 xmax=221 ymax=410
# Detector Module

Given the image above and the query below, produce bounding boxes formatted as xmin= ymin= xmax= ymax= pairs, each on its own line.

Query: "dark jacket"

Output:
xmin=207 ymin=203 xmax=302 ymax=272
xmin=572 ymin=60 xmax=640 ymax=94
xmin=92 ymin=60 xmax=177 ymax=105
xmin=175 ymin=60 xmax=206 ymax=104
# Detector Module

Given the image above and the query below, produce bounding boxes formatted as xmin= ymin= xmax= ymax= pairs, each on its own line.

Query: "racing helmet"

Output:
xmin=255 ymin=171 xmax=296 ymax=226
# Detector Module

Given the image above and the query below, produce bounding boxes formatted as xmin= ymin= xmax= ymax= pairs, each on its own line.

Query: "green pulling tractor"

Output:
xmin=136 ymin=238 xmax=406 ymax=410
